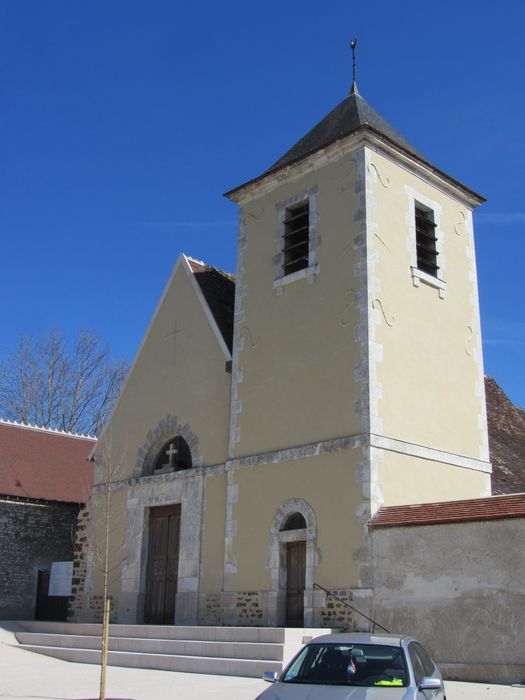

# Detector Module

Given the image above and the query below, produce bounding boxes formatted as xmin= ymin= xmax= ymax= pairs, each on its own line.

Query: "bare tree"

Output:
xmin=0 ymin=329 xmax=127 ymax=435
xmin=87 ymin=429 xmax=143 ymax=700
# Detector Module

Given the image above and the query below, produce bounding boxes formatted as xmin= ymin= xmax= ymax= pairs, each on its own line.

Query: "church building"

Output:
xmin=77 ymin=81 xmax=491 ymax=629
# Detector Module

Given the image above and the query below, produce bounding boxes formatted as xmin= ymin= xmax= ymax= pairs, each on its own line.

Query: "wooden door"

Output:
xmin=285 ymin=540 xmax=306 ymax=627
xmin=144 ymin=504 xmax=181 ymax=624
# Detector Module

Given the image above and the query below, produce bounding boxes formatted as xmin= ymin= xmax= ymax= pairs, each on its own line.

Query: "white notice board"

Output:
xmin=48 ymin=561 xmax=73 ymax=596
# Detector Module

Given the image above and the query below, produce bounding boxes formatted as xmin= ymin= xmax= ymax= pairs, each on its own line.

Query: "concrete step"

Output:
xmin=18 ymin=644 xmax=283 ymax=677
xmin=17 ymin=621 xmax=300 ymax=643
xmin=14 ymin=623 xmax=331 ymax=678
xmin=16 ymin=632 xmax=285 ymax=661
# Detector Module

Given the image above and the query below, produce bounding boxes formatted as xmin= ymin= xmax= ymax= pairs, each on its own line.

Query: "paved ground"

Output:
xmin=1 ymin=623 xmax=524 ymax=700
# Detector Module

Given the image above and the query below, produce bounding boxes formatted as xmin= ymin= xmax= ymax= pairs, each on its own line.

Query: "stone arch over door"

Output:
xmin=269 ymin=498 xmax=317 ymax=627
xmin=134 ymin=415 xmax=203 ymax=477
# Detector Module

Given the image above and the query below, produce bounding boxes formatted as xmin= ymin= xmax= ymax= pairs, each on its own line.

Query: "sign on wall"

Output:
xmin=48 ymin=561 xmax=73 ymax=596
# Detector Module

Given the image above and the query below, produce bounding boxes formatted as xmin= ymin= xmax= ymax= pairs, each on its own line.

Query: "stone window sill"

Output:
xmin=273 ymin=264 xmax=319 ymax=291
xmin=411 ymin=266 xmax=446 ymax=299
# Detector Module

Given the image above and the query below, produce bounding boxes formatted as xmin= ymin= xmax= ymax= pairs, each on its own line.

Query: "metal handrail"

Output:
xmin=313 ymin=582 xmax=390 ymax=634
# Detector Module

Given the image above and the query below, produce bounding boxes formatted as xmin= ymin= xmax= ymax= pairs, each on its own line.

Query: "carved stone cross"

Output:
xmin=163 ymin=321 xmax=185 ymax=362
xmin=162 ymin=442 xmax=178 ymax=469
xmin=164 ymin=320 xmax=185 ymax=342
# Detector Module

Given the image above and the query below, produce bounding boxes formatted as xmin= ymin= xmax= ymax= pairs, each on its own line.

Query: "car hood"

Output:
xmin=257 ymin=683 xmax=412 ymax=700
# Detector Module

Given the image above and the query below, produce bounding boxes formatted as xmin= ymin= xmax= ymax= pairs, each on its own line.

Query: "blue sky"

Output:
xmin=1 ymin=0 xmax=524 ymax=407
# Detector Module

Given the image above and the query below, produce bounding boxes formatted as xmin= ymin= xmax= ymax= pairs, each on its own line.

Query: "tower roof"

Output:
xmin=265 ymin=89 xmax=424 ymax=175
xmin=225 ymin=87 xmax=484 ymax=205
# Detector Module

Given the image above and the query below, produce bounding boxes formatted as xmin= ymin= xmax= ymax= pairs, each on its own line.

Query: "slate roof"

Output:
xmin=266 ymin=89 xmax=424 ymax=175
xmin=0 ymin=420 xmax=95 ymax=503
xmin=187 ymin=259 xmax=235 ymax=353
xmin=225 ymin=87 xmax=484 ymax=204
xmin=486 ymin=376 xmax=525 ymax=494
xmin=370 ymin=493 xmax=525 ymax=530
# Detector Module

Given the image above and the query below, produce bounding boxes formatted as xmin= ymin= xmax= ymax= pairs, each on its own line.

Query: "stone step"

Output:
xmin=17 ymin=621 xmax=313 ymax=644
xmin=18 ymin=644 xmax=283 ymax=678
xmin=16 ymin=632 xmax=285 ymax=661
xmin=14 ymin=624 xmax=332 ymax=677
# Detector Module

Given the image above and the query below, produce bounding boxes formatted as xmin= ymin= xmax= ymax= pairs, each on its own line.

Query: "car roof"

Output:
xmin=308 ymin=632 xmax=411 ymax=646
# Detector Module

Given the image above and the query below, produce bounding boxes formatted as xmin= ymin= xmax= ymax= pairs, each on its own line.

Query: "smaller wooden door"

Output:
xmin=285 ymin=540 xmax=306 ymax=627
xmin=144 ymin=505 xmax=181 ymax=624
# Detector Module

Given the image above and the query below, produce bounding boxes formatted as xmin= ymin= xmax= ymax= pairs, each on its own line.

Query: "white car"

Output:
xmin=256 ymin=632 xmax=446 ymax=699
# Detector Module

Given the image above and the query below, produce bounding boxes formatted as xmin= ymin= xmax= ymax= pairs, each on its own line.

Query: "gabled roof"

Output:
xmin=186 ymin=258 xmax=235 ymax=353
xmin=0 ymin=420 xmax=95 ymax=504
xmin=370 ymin=493 xmax=525 ymax=530
xmin=266 ymin=90 xmax=424 ymax=175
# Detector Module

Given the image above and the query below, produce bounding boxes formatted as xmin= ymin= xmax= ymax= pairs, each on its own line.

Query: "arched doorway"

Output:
xmin=270 ymin=500 xmax=317 ymax=627
xmin=282 ymin=513 xmax=307 ymax=626
xmin=143 ymin=435 xmax=193 ymax=623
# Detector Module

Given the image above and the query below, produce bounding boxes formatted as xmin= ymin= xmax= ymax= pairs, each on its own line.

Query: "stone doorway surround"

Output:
xmin=268 ymin=498 xmax=317 ymax=627
xmin=118 ymin=471 xmax=204 ymax=625
xmin=115 ymin=418 xmax=205 ymax=625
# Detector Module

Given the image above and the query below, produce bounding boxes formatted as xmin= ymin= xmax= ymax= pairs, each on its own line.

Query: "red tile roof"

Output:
xmin=370 ymin=493 xmax=525 ymax=530
xmin=0 ymin=420 xmax=95 ymax=503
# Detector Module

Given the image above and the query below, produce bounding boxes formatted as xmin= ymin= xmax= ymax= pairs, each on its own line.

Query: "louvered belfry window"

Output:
xmin=283 ymin=201 xmax=309 ymax=276
xmin=415 ymin=204 xmax=439 ymax=277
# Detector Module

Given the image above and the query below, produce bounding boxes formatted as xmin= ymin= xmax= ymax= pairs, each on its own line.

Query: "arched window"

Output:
xmin=280 ymin=512 xmax=307 ymax=531
xmin=153 ymin=436 xmax=192 ymax=473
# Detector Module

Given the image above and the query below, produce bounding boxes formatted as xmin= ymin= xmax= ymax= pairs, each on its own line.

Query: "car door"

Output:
xmin=408 ymin=642 xmax=445 ymax=699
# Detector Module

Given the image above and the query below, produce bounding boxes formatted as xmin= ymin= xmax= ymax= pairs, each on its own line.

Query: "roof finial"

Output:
xmin=350 ymin=38 xmax=359 ymax=95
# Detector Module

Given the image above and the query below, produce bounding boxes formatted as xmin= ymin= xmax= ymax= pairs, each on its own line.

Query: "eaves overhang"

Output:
xmin=224 ymin=124 xmax=485 ymax=209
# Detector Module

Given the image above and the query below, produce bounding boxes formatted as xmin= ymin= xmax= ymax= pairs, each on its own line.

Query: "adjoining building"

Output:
xmin=0 ymin=420 xmax=94 ymax=620
xmin=76 ymin=81 xmax=494 ymax=632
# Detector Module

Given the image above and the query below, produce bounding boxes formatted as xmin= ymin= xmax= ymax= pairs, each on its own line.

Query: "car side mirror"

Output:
xmin=263 ymin=671 xmax=279 ymax=683
xmin=419 ymin=677 xmax=442 ymax=691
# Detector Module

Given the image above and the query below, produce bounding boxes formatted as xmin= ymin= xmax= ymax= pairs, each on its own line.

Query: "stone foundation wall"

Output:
xmin=67 ymin=507 xmax=89 ymax=621
xmin=197 ymin=593 xmax=221 ymax=625
xmin=233 ymin=591 xmax=264 ymax=625
xmin=88 ymin=595 xmax=118 ymax=623
xmin=315 ymin=588 xmax=356 ymax=629
xmin=221 ymin=590 xmax=267 ymax=626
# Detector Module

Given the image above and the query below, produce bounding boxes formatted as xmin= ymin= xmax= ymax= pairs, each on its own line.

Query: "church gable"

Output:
xmin=94 ymin=254 xmax=234 ymax=482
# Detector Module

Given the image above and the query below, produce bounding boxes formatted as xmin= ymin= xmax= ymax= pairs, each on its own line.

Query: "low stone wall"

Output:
xmin=371 ymin=517 xmax=525 ymax=684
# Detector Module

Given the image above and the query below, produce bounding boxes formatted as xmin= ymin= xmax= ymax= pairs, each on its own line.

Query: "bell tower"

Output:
xmin=221 ymin=78 xmax=491 ymax=625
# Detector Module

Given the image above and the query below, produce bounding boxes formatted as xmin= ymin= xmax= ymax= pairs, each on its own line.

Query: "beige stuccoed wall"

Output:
xmin=375 ymin=450 xmax=490 ymax=506
xmin=93 ymin=258 xmax=231 ymax=482
xmin=87 ymin=487 xmax=128 ymax=596
xmin=372 ymin=518 xmax=525 ymax=684
xmin=200 ymin=471 xmax=227 ymax=592
xmin=227 ymin=449 xmax=365 ymax=592
xmin=232 ymin=153 xmax=364 ymax=459
xmin=367 ymin=148 xmax=488 ymax=462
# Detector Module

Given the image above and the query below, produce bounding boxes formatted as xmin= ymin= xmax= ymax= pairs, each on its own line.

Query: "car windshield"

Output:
xmin=282 ymin=643 xmax=408 ymax=687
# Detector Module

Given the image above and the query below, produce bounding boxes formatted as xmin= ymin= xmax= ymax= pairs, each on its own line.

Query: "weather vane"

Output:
xmin=350 ymin=38 xmax=358 ymax=94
